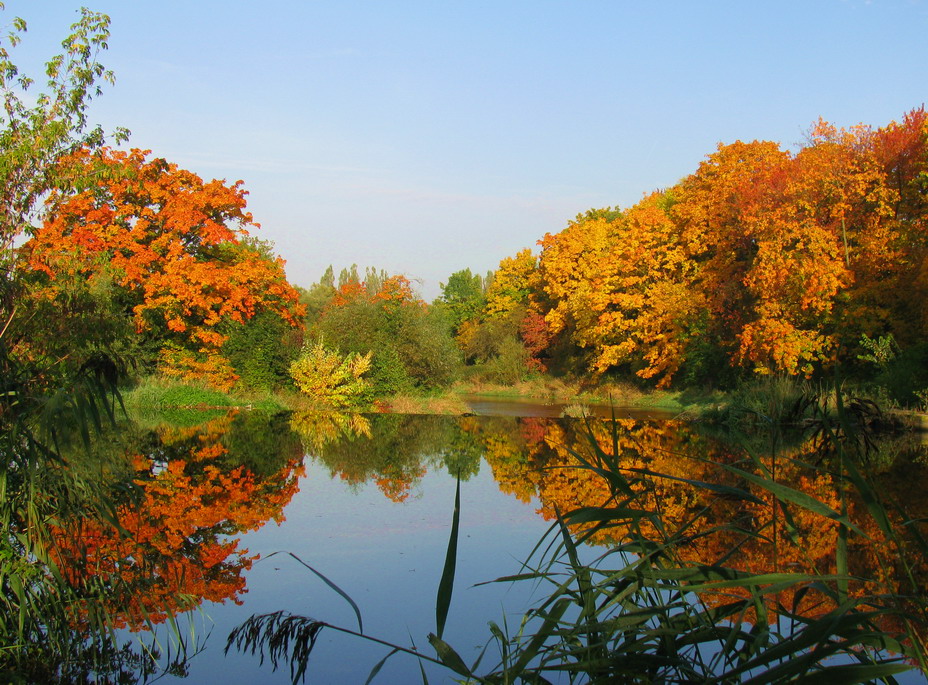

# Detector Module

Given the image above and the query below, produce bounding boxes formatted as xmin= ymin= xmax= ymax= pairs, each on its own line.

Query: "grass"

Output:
xmin=120 ymin=369 xmax=732 ymax=419
xmin=123 ymin=376 xmax=286 ymax=412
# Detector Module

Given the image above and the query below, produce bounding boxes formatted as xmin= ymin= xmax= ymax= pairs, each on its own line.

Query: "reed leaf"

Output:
xmin=265 ymin=551 xmax=363 ymax=634
xmin=435 ymin=476 xmax=461 ymax=641
xmin=426 ymin=633 xmax=473 ymax=678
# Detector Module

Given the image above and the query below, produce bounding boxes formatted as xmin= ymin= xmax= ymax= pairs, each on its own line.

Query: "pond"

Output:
xmin=11 ymin=406 xmax=928 ymax=683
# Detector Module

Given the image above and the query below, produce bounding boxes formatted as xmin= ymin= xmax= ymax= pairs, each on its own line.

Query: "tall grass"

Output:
xmin=228 ymin=387 xmax=928 ymax=683
xmin=123 ymin=376 xmax=285 ymax=413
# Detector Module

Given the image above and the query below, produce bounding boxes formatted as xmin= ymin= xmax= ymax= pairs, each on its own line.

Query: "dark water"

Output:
xmin=34 ymin=409 xmax=928 ymax=683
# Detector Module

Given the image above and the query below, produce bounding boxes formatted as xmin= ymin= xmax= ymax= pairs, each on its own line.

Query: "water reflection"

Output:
xmin=292 ymin=413 xmax=928 ymax=642
xmin=46 ymin=412 xmax=305 ymax=633
xmin=291 ymin=411 xmax=483 ymax=501
xmin=21 ymin=409 xmax=928 ymax=681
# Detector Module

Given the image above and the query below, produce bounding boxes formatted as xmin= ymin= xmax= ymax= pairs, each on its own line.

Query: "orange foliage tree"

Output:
xmin=25 ymin=147 xmax=303 ymax=389
xmin=536 ymin=195 xmax=701 ymax=385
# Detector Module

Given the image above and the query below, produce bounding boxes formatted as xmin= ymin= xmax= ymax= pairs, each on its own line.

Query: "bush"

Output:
xmin=289 ymin=342 xmax=372 ymax=408
xmin=876 ymin=342 xmax=928 ymax=407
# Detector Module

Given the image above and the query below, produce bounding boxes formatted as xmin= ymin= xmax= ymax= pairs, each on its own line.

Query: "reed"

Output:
xmin=228 ymin=386 xmax=928 ymax=683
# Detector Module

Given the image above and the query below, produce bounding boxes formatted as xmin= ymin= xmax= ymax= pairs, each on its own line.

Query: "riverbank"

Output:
xmin=123 ymin=374 xmax=928 ymax=427
xmin=122 ymin=375 xmax=721 ymax=417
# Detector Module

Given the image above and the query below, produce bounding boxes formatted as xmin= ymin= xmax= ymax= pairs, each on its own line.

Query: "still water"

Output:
xmin=39 ymin=407 xmax=928 ymax=682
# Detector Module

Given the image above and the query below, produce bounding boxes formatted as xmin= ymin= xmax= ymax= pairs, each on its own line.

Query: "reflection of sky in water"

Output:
xmin=122 ymin=413 xmax=928 ymax=684
xmin=153 ymin=455 xmax=557 ymax=684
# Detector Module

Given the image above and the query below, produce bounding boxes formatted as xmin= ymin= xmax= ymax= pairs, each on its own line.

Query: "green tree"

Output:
xmin=311 ymin=271 xmax=462 ymax=393
xmin=222 ymin=309 xmax=302 ymax=391
xmin=435 ymin=268 xmax=487 ymax=334
xmin=300 ymin=266 xmax=337 ymax=326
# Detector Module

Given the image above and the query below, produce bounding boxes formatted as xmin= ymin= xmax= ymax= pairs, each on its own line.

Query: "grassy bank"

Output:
xmin=451 ymin=377 xmax=722 ymax=412
xmin=127 ymin=374 xmax=918 ymax=423
xmin=122 ymin=375 xmax=725 ymax=417
xmin=123 ymin=377 xmax=288 ymax=413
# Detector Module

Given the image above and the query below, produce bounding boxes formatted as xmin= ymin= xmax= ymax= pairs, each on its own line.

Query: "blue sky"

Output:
xmin=15 ymin=1 xmax=928 ymax=298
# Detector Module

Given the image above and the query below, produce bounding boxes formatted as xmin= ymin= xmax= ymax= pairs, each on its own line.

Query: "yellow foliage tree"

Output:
xmin=289 ymin=341 xmax=373 ymax=407
xmin=484 ymin=248 xmax=539 ymax=318
xmin=535 ymin=196 xmax=700 ymax=386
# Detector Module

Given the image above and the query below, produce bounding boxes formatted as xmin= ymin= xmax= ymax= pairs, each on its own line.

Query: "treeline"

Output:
xmin=9 ymin=38 xmax=928 ymax=408
xmin=437 ymin=110 xmax=928 ymax=404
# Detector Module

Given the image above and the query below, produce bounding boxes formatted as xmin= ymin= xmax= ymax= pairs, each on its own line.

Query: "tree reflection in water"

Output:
xmin=17 ymin=408 xmax=928 ymax=681
xmin=241 ymin=411 xmax=928 ymax=681
xmin=8 ymin=410 xmax=304 ymax=682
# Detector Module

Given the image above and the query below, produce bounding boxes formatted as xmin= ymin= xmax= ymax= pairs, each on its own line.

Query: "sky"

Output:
xmin=13 ymin=1 xmax=928 ymax=299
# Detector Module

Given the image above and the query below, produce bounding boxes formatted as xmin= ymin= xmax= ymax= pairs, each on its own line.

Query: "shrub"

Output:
xmin=289 ymin=342 xmax=372 ymax=408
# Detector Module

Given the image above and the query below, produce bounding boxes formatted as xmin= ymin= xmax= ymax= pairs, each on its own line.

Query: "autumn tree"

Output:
xmin=534 ymin=196 xmax=702 ymax=386
xmin=0 ymin=5 xmax=130 ymax=403
xmin=483 ymin=248 xmax=538 ymax=318
xmin=672 ymin=128 xmax=904 ymax=377
xmin=861 ymin=108 xmax=928 ymax=343
xmin=310 ymin=270 xmax=461 ymax=392
xmin=24 ymin=147 xmax=304 ymax=389
xmin=452 ymin=249 xmax=554 ymax=378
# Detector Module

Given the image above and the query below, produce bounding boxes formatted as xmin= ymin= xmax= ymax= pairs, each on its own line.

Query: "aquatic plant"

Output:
xmin=228 ymin=389 xmax=928 ymax=683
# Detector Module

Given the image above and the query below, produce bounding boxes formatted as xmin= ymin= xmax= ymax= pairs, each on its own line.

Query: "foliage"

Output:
xmin=223 ymin=308 xmax=302 ymax=391
xmin=457 ymin=308 xmax=534 ymax=383
xmin=483 ymin=248 xmax=537 ymax=319
xmin=858 ymin=333 xmax=900 ymax=370
xmin=25 ymin=147 xmax=304 ymax=390
xmin=442 ymin=107 xmax=928 ymax=396
xmin=873 ymin=342 xmax=928 ymax=407
xmin=0 ymin=5 xmax=127 ymax=248
xmin=435 ymin=268 xmax=487 ymax=333
xmin=309 ymin=270 xmax=462 ymax=392
xmin=289 ymin=341 xmax=373 ymax=408
xmin=299 ymin=265 xmax=337 ymax=325
xmin=537 ymin=193 xmax=701 ymax=386
xmin=0 ymin=6 xmax=299 ymax=680
xmin=0 ymin=3 xmax=131 ymax=398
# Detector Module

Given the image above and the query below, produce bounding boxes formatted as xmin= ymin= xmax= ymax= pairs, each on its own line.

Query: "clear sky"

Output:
xmin=14 ymin=1 xmax=928 ymax=299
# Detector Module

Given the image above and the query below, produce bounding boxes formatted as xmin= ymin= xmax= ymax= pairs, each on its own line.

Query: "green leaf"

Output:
xmin=267 ymin=552 xmax=363 ymax=634
xmin=435 ymin=476 xmax=461 ymax=640
xmin=427 ymin=633 xmax=473 ymax=677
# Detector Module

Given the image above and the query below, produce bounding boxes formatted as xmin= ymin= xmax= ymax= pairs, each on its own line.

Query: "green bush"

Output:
xmin=222 ymin=310 xmax=302 ymax=391
xmin=876 ymin=342 xmax=928 ymax=407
